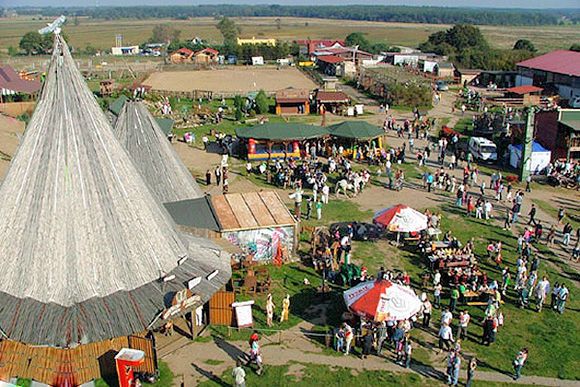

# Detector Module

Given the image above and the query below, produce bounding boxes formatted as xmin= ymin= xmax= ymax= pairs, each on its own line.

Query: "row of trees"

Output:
xmin=15 ymin=5 xmax=578 ymax=26
xmin=418 ymin=25 xmax=541 ymax=71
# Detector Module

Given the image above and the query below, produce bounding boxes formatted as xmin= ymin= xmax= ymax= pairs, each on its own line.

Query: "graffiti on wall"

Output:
xmin=224 ymin=226 xmax=294 ymax=261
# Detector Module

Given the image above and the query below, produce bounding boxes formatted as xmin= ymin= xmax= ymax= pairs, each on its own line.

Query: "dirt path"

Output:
xmin=162 ymin=326 xmax=577 ymax=386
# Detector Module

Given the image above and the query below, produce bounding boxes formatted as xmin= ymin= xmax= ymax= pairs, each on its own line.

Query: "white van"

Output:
xmin=468 ymin=137 xmax=497 ymax=162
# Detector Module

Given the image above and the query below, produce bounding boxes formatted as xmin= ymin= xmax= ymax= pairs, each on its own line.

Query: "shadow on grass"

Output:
xmin=191 ymin=363 xmax=229 ymax=387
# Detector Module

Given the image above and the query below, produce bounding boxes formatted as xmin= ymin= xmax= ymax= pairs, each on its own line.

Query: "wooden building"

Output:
xmin=535 ymin=108 xmax=580 ymax=161
xmin=275 ymin=88 xmax=310 ymax=115
xmin=165 ymin=191 xmax=298 ymax=264
xmin=315 ymin=90 xmax=350 ymax=115
xmin=170 ymin=47 xmax=194 ymax=64
xmin=505 ymin=85 xmax=543 ymax=106
xmin=194 ymin=48 xmax=220 ymax=65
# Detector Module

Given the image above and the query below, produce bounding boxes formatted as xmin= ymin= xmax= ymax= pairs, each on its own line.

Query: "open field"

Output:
xmin=0 ymin=16 xmax=578 ymax=55
xmin=142 ymin=66 xmax=317 ymax=94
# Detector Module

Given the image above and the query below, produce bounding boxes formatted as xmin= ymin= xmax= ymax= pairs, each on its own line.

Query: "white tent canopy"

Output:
xmin=509 ymin=142 xmax=551 ymax=175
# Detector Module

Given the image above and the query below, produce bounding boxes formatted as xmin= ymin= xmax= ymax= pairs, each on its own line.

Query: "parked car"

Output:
xmin=468 ymin=137 xmax=497 ymax=162
xmin=569 ymin=95 xmax=580 ymax=108
xmin=436 ymin=80 xmax=449 ymax=91
xmin=329 ymin=222 xmax=383 ymax=241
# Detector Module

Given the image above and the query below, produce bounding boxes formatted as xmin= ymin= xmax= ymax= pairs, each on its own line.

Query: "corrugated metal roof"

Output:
xmin=517 ymin=50 xmax=580 ymax=77
xmin=316 ymin=55 xmax=345 ymax=64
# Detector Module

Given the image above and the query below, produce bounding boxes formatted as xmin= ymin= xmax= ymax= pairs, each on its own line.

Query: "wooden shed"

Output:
xmin=165 ymin=191 xmax=299 ymax=264
xmin=275 ymin=88 xmax=310 ymax=115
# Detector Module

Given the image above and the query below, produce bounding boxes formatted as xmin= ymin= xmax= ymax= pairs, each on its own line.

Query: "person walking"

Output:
xmin=562 ymin=223 xmax=573 ymax=246
xmin=404 ymin=338 xmax=413 ymax=368
xmin=558 ymin=208 xmax=565 ymax=224
xmin=316 ymin=200 xmax=323 ymax=220
xmin=343 ymin=323 xmax=354 ymax=356
xmin=556 ymin=284 xmax=569 ymax=314
xmin=232 ymin=359 xmax=246 ymax=387
xmin=362 ymin=330 xmax=373 ymax=359
xmin=438 ymin=322 xmax=454 ymax=352
xmin=214 ymin=165 xmax=222 ymax=186
xmin=457 ymin=310 xmax=470 ymax=340
xmin=376 ymin=321 xmax=388 ymax=355
xmin=466 ymin=357 xmax=477 ymax=387
xmin=449 ymin=286 xmax=459 ymax=313
xmin=527 ymin=204 xmax=537 ymax=226
xmin=422 ymin=297 xmax=432 ymax=328
xmin=513 ymin=348 xmax=528 ymax=380
xmin=205 ymin=169 xmax=212 ymax=186
xmin=433 ymin=283 xmax=442 ymax=308
xmin=525 ymin=175 xmax=532 ymax=192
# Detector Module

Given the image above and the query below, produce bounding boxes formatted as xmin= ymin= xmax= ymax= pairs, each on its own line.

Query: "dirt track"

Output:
xmin=142 ymin=66 xmax=317 ymax=94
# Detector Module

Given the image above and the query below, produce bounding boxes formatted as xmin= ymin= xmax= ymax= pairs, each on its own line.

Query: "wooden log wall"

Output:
xmin=0 ymin=334 xmax=155 ymax=386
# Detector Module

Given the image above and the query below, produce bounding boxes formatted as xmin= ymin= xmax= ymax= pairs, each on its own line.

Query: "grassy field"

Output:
xmin=0 ymin=16 xmax=578 ymax=55
xmin=197 ymin=361 xmax=538 ymax=387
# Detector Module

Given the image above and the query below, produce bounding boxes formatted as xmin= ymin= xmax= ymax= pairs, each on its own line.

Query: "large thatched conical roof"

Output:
xmin=114 ymin=101 xmax=204 ymax=203
xmin=0 ymin=35 xmax=229 ymax=347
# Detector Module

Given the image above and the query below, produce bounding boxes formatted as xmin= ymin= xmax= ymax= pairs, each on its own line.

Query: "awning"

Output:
xmin=235 ymin=122 xmax=327 ymax=141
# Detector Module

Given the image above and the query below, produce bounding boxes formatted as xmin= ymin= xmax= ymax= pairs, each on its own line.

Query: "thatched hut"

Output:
xmin=114 ymin=100 xmax=204 ymax=202
xmin=0 ymin=35 xmax=230 ymax=384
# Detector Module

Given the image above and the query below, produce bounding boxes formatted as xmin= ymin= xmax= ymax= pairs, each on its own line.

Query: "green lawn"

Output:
xmin=532 ymin=198 xmax=580 ymax=230
xmin=198 ymin=362 xmax=442 ymax=387
xmin=453 ymin=117 xmax=473 ymax=135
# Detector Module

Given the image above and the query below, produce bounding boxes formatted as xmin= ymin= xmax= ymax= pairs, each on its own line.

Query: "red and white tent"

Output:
xmin=373 ymin=204 xmax=428 ymax=233
xmin=343 ymin=280 xmax=422 ymax=322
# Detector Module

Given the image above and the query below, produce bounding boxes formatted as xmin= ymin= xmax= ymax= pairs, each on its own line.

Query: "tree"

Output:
xmin=217 ymin=17 xmax=239 ymax=46
xmin=84 ymin=44 xmax=97 ymax=55
xmin=19 ymin=32 xmax=43 ymax=55
xmin=8 ymin=46 xmax=18 ymax=56
xmin=345 ymin=32 xmax=370 ymax=51
xmin=513 ymin=39 xmax=536 ymax=52
xmin=151 ymin=24 xmax=181 ymax=44
xmin=254 ymin=90 xmax=269 ymax=114
xmin=569 ymin=43 xmax=580 ymax=52
xmin=233 ymin=95 xmax=244 ymax=121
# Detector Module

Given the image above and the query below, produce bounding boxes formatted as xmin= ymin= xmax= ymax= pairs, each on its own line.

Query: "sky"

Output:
xmin=1 ymin=1 xmax=579 ymax=9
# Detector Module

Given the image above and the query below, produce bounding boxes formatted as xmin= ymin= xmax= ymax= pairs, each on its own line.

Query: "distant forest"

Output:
xmin=9 ymin=5 xmax=580 ymax=26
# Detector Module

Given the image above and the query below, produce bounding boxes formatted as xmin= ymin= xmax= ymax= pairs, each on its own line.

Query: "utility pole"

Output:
xmin=519 ymin=107 xmax=535 ymax=182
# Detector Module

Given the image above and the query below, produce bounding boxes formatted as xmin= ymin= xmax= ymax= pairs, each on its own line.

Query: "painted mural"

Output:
xmin=223 ymin=226 xmax=294 ymax=262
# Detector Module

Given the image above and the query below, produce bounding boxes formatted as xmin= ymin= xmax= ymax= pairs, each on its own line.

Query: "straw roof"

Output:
xmin=0 ymin=35 xmax=229 ymax=346
xmin=114 ymin=101 xmax=204 ymax=203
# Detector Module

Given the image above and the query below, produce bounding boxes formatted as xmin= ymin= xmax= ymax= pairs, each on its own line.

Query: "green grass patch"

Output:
xmin=453 ymin=117 xmax=473 ymax=135
xmin=532 ymin=198 xmax=579 ymax=230
xmin=198 ymin=362 xmax=441 ymax=387
xmin=204 ymin=359 xmax=225 ymax=365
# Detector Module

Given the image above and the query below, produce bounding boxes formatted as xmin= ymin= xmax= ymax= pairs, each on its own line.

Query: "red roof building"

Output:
xmin=316 ymin=55 xmax=345 ymax=64
xmin=505 ymin=85 xmax=543 ymax=95
xmin=515 ymin=50 xmax=580 ymax=101
xmin=517 ymin=50 xmax=580 ymax=77
xmin=0 ymin=65 xmax=41 ymax=95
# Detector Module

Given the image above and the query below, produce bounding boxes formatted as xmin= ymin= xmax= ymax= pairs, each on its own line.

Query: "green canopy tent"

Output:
xmin=327 ymin=121 xmax=385 ymax=159
xmin=327 ymin=121 xmax=384 ymax=140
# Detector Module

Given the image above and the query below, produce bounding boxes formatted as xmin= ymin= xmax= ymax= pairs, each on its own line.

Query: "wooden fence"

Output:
xmin=0 ymin=333 xmax=156 ymax=385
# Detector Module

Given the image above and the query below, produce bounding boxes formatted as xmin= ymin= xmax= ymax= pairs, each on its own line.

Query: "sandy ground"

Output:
xmin=142 ymin=66 xmax=317 ymax=94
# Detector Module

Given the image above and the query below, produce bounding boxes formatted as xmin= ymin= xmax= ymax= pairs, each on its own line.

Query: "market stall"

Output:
xmin=235 ymin=122 xmax=327 ymax=160
xmin=373 ymin=204 xmax=428 ymax=244
xmin=327 ymin=121 xmax=384 ymax=159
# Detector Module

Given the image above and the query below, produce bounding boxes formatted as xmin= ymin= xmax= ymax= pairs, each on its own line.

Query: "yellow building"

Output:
xmin=237 ymin=37 xmax=277 ymax=46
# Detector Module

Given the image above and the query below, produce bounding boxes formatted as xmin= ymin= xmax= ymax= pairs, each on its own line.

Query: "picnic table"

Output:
xmin=427 ymin=227 xmax=442 ymax=240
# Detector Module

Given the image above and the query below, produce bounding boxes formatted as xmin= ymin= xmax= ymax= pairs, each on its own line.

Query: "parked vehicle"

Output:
xmin=569 ymin=95 xmax=580 ymax=108
xmin=436 ymin=80 xmax=449 ymax=91
xmin=468 ymin=137 xmax=497 ymax=162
